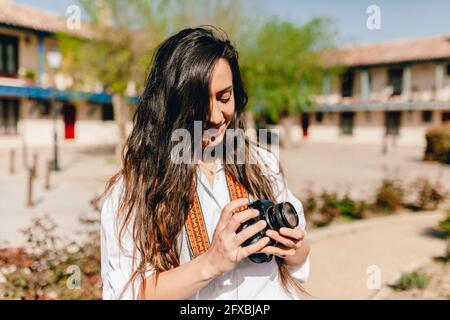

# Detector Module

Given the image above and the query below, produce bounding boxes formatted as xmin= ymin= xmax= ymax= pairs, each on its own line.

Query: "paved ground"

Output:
xmin=279 ymin=141 xmax=450 ymax=200
xmin=303 ymin=211 xmax=447 ymax=300
xmin=0 ymin=142 xmax=449 ymax=299
xmin=0 ymin=146 xmax=117 ymax=247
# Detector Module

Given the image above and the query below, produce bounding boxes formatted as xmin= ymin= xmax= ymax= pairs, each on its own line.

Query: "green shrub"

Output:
xmin=339 ymin=195 xmax=366 ymax=220
xmin=302 ymin=190 xmax=367 ymax=227
xmin=406 ymin=177 xmax=448 ymax=211
xmin=424 ymin=124 xmax=450 ymax=164
xmin=0 ymin=215 xmax=101 ymax=300
xmin=373 ymin=178 xmax=404 ymax=213
xmin=391 ymin=271 xmax=428 ymax=291
xmin=440 ymin=211 xmax=450 ymax=237
xmin=316 ymin=191 xmax=341 ymax=227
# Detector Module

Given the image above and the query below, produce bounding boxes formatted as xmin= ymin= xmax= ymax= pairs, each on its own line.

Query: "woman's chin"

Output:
xmin=203 ymin=132 xmax=225 ymax=149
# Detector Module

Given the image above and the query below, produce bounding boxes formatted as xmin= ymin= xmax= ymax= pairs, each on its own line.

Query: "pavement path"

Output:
xmin=303 ymin=211 xmax=448 ymax=299
xmin=0 ymin=143 xmax=449 ymax=300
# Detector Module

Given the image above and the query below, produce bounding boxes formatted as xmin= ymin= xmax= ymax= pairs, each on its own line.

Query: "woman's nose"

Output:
xmin=209 ymin=103 xmax=224 ymax=125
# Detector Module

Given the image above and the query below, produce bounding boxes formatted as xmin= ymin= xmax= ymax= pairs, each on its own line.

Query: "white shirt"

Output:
xmin=101 ymin=146 xmax=310 ymax=300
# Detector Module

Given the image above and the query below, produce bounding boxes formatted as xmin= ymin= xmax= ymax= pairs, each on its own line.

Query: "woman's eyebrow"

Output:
xmin=215 ymin=85 xmax=233 ymax=96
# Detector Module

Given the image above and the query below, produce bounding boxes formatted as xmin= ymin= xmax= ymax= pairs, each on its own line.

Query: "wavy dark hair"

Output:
xmin=102 ymin=26 xmax=305 ymax=298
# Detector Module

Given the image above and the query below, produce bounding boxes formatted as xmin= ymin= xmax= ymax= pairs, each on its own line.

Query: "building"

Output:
xmin=1 ymin=1 xmax=449 ymax=150
xmin=303 ymin=35 xmax=450 ymax=147
xmin=0 ymin=1 xmax=136 ymax=149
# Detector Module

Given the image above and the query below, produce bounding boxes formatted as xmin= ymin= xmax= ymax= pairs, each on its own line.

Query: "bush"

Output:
xmin=302 ymin=190 xmax=367 ymax=227
xmin=406 ymin=177 xmax=448 ymax=211
xmin=339 ymin=195 xmax=366 ymax=221
xmin=440 ymin=211 xmax=450 ymax=237
xmin=391 ymin=270 xmax=428 ymax=291
xmin=424 ymin=124 xmax=450 ymax=164
xmin=373 ymin=178 xmax=404 ymax=213
xmin=0 ymin=215 xmax=101 ymax=300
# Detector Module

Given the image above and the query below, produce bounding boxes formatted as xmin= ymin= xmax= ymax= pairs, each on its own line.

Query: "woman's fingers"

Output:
xmin=259 ymin=245 xmax=296 ymax=258
xmin=235 ymin=220 xmax=267 ymax=246
xmin=279 ymin=227 xmax=305 ymax=241
xmin=265 ymin=229 xmax=296 ymax=248
xmin=215 ymin=198 xmax=249 ymax=233
xmin=224 ymin=208 xmax=259 ymax=234
xmin=238 ymin=236 xmax=271 ymax=260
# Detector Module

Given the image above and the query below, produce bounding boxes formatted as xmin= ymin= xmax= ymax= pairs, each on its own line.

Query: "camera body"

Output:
xmin=237 ymin=199 xmax=299 ymax=263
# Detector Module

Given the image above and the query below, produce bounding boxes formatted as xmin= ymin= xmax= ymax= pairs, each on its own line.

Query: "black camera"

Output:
xmin=237 ymin=199 xmax=299 ymax=263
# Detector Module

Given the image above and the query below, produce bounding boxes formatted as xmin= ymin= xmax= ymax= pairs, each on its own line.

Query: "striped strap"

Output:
xmin=185 ymin=171 xmax=248 ymax=258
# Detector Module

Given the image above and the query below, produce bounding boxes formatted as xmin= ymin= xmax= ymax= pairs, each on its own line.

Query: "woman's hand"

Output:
xmin=202 ymin=198 xmax=271 ymax=278
xmin=260 ymin=227 xmax=308 ymax=266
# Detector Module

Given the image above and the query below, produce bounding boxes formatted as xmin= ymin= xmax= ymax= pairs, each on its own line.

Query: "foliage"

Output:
xmin=440 ymin=211 xmax=450 ymax=237
xmin=434 ymin=211 xmax=450 ymax=263
xmin=405 ymin=177 xmax=448 ymax=211
xmin=58 ymin=0 xmax=172 ymax=95
xmin=241 ymin=17 xmax=337 ymax=122
xmin=0 ymin=215 xmax=101 ymax=300
xmin=303 ymin=189 xmax=366 ymax=227
xmin=302 ymin=176 xmax=447 ymax=228
xmin=424 ymin=124 xmax=450 ymax=164
xmin=372 ymin=178 xmax=404 ymax=213
xmin=391 ymin=271 xmax=428 ymax=291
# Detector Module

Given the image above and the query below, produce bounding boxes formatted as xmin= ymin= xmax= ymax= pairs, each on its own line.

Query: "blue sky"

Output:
xmin=14 ymin=0 xmax=450 ymax=45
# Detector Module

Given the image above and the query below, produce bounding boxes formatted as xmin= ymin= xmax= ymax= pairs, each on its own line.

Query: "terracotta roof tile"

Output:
xmin=323 ymin=35 xmax=450 ymax=67
xmin=0 ymin=1 xmax=92 ymax=37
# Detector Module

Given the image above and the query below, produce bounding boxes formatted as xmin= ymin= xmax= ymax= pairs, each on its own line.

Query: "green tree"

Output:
xmin=58 ymin=0 xmax=252 ymax=157
xmin=58 ymin=0 xmax=171 ymax=158
xmin=241 ymin=17 xmax=337 ymax=145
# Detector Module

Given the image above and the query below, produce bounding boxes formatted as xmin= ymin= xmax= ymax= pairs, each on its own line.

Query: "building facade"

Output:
xmin=303 ymin=36 xmax=450 ymax=147
xmin=0 ymin=1 xmax=135 ymax=149
xmin=1 ymin=2 xmax=449 ymax=149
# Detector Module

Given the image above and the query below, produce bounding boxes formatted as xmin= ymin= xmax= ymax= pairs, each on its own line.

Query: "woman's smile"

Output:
xmin=203 ymin=121 xmax=227 ymax=146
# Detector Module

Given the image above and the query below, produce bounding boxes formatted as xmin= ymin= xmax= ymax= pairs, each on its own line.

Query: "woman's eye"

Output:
xmin=218 ymin=95 xmax=231 ymax=103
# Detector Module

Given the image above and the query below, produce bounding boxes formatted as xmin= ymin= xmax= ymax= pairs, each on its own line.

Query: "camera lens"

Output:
xmin=273 ymin=202 xmax=298 ymax=229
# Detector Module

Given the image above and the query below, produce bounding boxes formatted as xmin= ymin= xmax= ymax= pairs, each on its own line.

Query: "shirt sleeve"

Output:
xmin=254 ymin=145 xmax=311 ymax=283
xmin=100 ymin=179 xmax=154 ymax=300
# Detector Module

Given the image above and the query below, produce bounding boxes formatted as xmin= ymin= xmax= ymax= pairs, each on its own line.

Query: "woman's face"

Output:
xmin=202 ymin=58 xmax=235 ymax=148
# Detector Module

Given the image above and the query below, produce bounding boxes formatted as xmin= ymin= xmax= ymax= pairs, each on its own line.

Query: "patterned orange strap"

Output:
xmin=185 ymin=171 xmax=249 ymax=258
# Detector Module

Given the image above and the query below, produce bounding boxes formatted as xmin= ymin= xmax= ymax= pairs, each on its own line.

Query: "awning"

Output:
xmin=314 ymin=100 xmax=450 ymax=112
xmin=0 ymin=85 xmax=138 ymax=105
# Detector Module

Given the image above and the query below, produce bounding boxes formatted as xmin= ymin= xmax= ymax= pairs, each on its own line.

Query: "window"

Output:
xmin=388 ymin=68 xmax=403 ymax=95
xmin=315 ymin=112 xmax=324 ymax=124
xmin=102 ymin=103 xmax=114 ymax=121
xmin=339 ymin=111 xmax=354 ymax=135
xmin=0 ymin=35 xmax=19 ymax=77
xmin=37 ymin=100 xmax=51 ymax=117
xmin=340 ymin=71 xmax=354 ymax=97
xmin=422 ymin=110 xmax=433 ymax=123
xmin=364 ymin=111 xmax=372 ymax=123
xmin=385 ymin=111 xmax=402 ymax=135
xmin=0 ymin=99 xmax=19 ymax=135
xmin=442 ymin=112 xmax=450 ymax=123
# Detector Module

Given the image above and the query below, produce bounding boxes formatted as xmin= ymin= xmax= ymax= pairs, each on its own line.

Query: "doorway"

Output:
xmin=62 ymin=103 xmax=76 ymax=140
xmin=301 ymin=113 xmax=310 ymax=138
xmin=442 ymin=111 xmax=450 ymax=123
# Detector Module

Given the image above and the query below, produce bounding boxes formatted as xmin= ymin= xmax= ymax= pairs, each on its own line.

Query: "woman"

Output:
xmin=100 ymin=27 xmax=310 ymax=300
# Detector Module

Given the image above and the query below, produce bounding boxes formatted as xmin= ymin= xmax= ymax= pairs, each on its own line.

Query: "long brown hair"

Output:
xmin=101 ymin=27 xmax=306 ymax=298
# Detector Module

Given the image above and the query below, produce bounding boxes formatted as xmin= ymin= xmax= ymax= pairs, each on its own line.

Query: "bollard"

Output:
xmin=32 ymin=153 xmax=38 ymax=178
xmin=26 ymin=167 xmax=34 ymax=207
xmin=45 ymin=160 xmax=51 ymax=190
xmin=22 ymin=142 xmax=28 ymax=168
xmin=9 ymin=149 xmax=15 ymax=174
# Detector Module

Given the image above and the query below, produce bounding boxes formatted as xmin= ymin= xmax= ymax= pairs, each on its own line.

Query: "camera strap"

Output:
xmin=185 ymin=170 xmax=249 ymax=259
